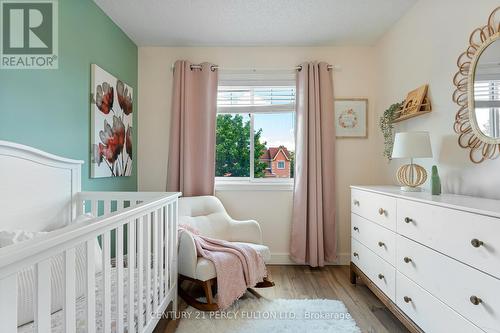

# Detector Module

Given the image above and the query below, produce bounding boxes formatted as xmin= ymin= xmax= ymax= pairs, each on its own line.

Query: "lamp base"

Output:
xmin=400 ymin=186 xmax=423 ymax=192
xmin=396 ymin=163 xmax=427 ymax=189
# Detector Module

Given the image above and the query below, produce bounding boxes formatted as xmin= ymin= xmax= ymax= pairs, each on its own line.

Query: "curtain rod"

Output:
xmin=172 ymin=64 xmax=340 ymax=71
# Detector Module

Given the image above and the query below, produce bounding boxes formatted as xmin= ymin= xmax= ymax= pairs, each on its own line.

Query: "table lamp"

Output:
xmin=391 ymin=132 xmax=433 ymax=192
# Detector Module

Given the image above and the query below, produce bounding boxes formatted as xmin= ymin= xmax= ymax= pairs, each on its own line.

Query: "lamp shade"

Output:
xmin=392 ymin=132 xmax=433 ymax=159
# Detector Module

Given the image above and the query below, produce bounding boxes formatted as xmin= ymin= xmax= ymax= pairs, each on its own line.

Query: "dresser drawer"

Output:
xmin=351 ymin=213 xmax=396 ymax=266
xmin=397 ymin=235 xmax=500 ymax=332
xmin=351 ymin=189 xmax=396 ymax=231
xmin=397 ymin=198 xmax=500 ymax=278
xmin=351 ymin=238 xmax=395 ymax=301
xmin=396 ymin=272 xmax=483 ymax=333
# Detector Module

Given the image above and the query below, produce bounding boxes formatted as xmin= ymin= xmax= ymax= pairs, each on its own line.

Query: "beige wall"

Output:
xmin=138 ymin=46 xmax=389 ymax=263
xmin=375 ymin=0 xmax=500 ymax=199
xmin=138 ymin=1 xmax=500 ymax=264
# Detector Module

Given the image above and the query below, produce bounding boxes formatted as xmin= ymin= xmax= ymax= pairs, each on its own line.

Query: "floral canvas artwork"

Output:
xmin=334 ymin=99 xmax=368 ymax=138
xmin=91 ymin=64 xmax=133 ymax=178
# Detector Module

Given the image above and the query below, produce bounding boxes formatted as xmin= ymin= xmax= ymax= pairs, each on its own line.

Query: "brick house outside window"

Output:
xmin=260 ymin=145 xmax=291 ymax=178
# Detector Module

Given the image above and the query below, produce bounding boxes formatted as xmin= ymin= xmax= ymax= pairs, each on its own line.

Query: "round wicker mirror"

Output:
xmin=453 ymin=7 xmax=500 ymax=163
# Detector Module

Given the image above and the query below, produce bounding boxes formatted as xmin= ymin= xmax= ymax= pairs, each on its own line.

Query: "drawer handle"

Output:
xmin=471 ymin=239 xmax=484 ymax=248
xmin=403 ymin=257 xmax=412 ymax=263
xmin=404 ymin=217 xmax=413 ymax=224
xmin=378 ymin=273 xmax=384 ymax=280
xmin=378 ymin=208 xmax=386 ymax=215
xmin=353 ymin=252 xmax=359 ymax=258
xmin=353 ymin=200 xmax=360 ymax=206
xmin=353 ymin=227 xmax=359 ymax=231
xmin=470 ymin=296 xmax=482 ymax=305
xmin=403 ymin=296 xmax=412 ymax=303
xmin=378 ymin=241 xmax=385 ymax=247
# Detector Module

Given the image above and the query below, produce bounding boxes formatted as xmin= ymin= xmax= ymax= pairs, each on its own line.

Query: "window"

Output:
xmin=215 ymin=71 xmax=296 ymax=186
xmin=474 ymin=78 xmax=500 ymax=137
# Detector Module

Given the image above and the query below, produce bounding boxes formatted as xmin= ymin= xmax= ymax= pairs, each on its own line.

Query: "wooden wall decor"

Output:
xmin=392 ymin=84 xmax=432 ymax=123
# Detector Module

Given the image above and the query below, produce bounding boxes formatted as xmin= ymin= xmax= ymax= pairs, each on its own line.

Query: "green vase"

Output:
xmin=431 ymin=165 xmax=441 ymax=195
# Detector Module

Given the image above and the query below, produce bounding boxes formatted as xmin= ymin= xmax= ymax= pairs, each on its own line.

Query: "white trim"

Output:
xmin=215 ymin=177 xmax=293 ymax=183
xmin=267 ymin=252 xmax=350 ymax=265
xmin=215 ymin=178 xmax=294 ymax=191
xmin=277 ymin=161 xmax=286 ymax=169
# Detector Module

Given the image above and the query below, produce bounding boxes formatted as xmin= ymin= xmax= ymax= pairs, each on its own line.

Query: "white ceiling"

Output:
xmin=94 ymin=0 xmax=416 ymax=47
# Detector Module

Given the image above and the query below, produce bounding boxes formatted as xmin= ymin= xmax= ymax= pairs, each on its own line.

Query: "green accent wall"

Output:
xmin=0 ymin=0 xmax=138 ymax=191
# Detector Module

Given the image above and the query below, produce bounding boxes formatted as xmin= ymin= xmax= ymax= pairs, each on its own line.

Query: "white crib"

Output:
xmin=0 ymin=141 xmax=180 ymax=333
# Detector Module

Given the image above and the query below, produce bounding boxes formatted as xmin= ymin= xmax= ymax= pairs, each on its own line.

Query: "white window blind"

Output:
xmin=474 ymin=80 xmax=500 ymax=108
xmin=218 ymin=70 xmax=296 ymax=113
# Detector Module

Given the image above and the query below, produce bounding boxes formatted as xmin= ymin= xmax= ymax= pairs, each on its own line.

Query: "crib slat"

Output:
xmin=64 ymin=248 xmax=77 ymax=333
xmin=137 ymin=216 xmax=145 ymax=330
xmin=117 ymin=200 xmax=125 ymax=211
xmin=104 ymin=200 xmax=111 ymax=215
xmin=86 ymin=239 xmax=96 ymax=333
xmin=0 ymin=274 xmax=17 ymax=333
xmin=169 ymin=203 xmax=175 ymax=292
xmin=35 ymin=259 xmax=51 ymax=332
xmin=159 ymin=207 xmax=164 ymax=298
xmin=146 ymin=213 xmax=152 ymax=321
xmin=127 ymin=220 xmax=136 ymax=333
xmin=91 ymin=200 xmax=98 ymax=217
xmin=152 ymin=210 xmax=158 ymax=313
xmin=103 ymin=232 xmax=111 ymax=333
xmin=164 ymin=205 xmax=169 ymax=291
xmin=117 ymin=225 xmax=124 ymax=333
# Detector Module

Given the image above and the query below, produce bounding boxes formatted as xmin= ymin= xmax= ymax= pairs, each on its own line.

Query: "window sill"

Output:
xmin=215 ymin=180 xmax=294 ymax=191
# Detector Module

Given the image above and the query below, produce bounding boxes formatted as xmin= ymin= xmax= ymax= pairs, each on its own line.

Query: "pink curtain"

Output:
xmin=167 ymin=60 xmax=218 ymax=197
xmin=290 ymin=62 xmax=336 ymax=267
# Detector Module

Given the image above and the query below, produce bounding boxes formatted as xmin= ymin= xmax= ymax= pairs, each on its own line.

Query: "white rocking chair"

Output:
xmin=177 ymin=196 xmax=274 ymax=310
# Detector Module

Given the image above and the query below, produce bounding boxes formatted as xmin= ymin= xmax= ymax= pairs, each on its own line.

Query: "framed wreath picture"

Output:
xmin=334 ymin=98 xmax=368 ymax=138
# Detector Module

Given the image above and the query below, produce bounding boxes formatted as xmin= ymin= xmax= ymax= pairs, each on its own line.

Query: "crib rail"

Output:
xmin=76 ymin=191 xmax=173 ymax=217
xmin=0 ymin=191 xmax=180 ymax=333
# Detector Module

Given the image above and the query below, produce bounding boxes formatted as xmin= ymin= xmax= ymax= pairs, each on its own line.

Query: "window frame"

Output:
xmin=215 ymin=84 xmax=296 ymax=190
xmin=277 ymin=161 xmax=286 ymax=169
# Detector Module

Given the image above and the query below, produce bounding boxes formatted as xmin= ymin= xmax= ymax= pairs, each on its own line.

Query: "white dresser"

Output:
xmin=350 ymin=186 xmax=500 ymax=333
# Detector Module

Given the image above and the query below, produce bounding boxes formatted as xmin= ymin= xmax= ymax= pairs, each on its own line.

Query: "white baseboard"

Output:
xmin=268 ymin=252 xmax=350 ymax=265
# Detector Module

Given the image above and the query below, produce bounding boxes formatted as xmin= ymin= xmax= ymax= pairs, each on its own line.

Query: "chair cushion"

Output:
xmin=179 ymin=196 xmax=231 ymax=240
xmin=194 ymin=242 xmax=271 ymax=281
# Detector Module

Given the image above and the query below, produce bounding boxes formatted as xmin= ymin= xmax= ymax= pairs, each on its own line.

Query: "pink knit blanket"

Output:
xmin=179 ymin=225 xmax=267 ymax=309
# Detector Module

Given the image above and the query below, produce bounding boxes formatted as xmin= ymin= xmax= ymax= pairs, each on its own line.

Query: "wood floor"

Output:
xmin=156 ymin=265 xmax=410 ymax=333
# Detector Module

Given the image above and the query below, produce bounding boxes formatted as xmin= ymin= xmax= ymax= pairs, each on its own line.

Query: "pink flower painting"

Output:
xmin=91 ymin=64 xmax=133 ymax=178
